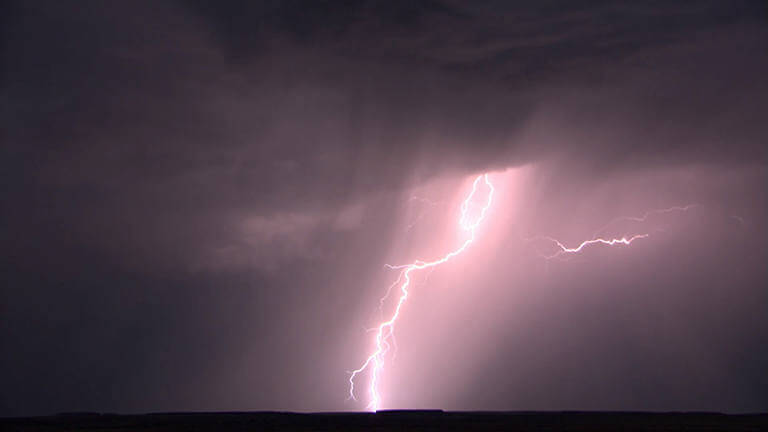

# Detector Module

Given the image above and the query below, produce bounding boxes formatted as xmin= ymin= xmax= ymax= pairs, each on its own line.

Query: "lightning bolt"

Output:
xmin=537 ymin=205 xmax=697 ymax=259
xmin=349 ymin=173 xmax=495 ymax=411
xmin=541 ymin=234 xmax=649 ymax=259
xmin=350 ymin=176 xmax=695 ymax=408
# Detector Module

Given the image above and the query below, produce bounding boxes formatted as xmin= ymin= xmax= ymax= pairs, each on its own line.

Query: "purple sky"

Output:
xmin=2 ymin=0 xmax=767 ymax=416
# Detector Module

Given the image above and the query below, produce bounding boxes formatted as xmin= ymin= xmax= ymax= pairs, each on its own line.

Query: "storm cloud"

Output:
xmin=2 ymin=0 xmax=766 ymax=415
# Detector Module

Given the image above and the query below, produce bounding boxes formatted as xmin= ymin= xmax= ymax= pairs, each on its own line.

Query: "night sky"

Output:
xmin=2 ymin=0 xmax=767 ymax=416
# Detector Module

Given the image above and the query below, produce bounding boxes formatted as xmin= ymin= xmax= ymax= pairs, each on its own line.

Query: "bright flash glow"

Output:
xmin=348 ymin=174 xmax=495 ymax=411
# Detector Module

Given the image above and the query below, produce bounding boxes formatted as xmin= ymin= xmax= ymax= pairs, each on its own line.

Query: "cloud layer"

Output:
xmin=2 ymin=0 xmax=766 ymax=415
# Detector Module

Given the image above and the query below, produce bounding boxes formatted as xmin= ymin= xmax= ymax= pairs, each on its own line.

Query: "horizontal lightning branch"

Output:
xmin=539 ymin=204 xmax=697 ymax=259
xmin=541 ymin=234 xmax=649 ymax=259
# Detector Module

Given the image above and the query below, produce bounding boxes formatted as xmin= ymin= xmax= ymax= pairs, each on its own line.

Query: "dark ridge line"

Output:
xmin=16 ymin=410 xmax=768 ymax=418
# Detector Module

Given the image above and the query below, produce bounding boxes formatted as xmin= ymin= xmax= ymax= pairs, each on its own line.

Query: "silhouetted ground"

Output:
xmin=2 ymin=411 xmax=766 ymax=431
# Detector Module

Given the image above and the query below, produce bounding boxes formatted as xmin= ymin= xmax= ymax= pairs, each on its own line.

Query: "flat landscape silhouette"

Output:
xmin=3 ymin=411 xmax=767 ymax=431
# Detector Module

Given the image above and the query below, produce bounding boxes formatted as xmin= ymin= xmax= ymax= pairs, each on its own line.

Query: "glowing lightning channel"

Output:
xmin=541 ymin=234 xmax=649 ymax=259
xmin=349 ymin=174 xmax=495 ymax=411
xmin=538 ymin=204 xmax=697 ymax=259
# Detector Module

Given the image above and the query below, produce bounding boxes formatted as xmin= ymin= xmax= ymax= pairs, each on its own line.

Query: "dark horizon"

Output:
xmin=3 ymin=410 xmax=768 ymax=432
xmin=2 ymin=0 xmax=767 ymax=417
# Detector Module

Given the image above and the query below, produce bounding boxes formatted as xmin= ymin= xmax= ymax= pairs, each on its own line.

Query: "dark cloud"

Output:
xmin=1 ymin=0 xmax=766 ymax=416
